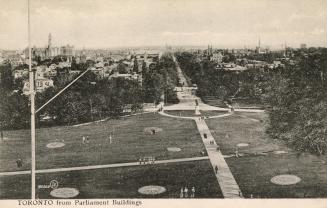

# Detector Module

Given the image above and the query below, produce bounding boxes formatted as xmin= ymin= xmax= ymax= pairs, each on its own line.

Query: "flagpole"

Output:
xmin=28 ymin=0 xmax=36 ymax=199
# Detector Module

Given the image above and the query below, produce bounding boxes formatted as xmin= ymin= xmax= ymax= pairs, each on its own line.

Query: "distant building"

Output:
xmin=23 ymin=78 xmax=54 ymax=95
xmin=300 ymin=43 xmax=307 ymax=49
xmin=211 ymin=52 xmax=223 ymax=63
xmin=216 ymin=63 xmax=247 ymax=72
xmin=24 ymin=33 xmax=75 ymax=61
xmin=14 ymin=69 xmax=29 ymax=79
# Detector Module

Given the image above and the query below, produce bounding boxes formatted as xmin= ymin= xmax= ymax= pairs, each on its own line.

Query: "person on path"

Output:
xmin=191 ymin=187 xmax=195 ymax=198
xmin=139 ymin=157 xmax=142 ymax=165
xmin=184 ymin=187 xmax=188 ymax=198
xmin=215 ymin=165 xmax=218 ymax=174
xmin=180 ymin=188 xmax=184 ymax=198
xmin=82 ymin=136 xmax=86 ymax=144
xmin=16 ymin=158 xmax=23 ymax=168
xmin=216 ymin=145 xmax=220 ymax=152
xmin=86 ymin=136 xmax=90 ymax=144
xmin=239 ymin=191 xmax=243 ymax=197
xmin=109 ymin=134 xmax=112 ymax=144
xmin=231 ymin=107 xmax=235 ymax=113
xmin=235 ymin=149 xmax=239 ymax=158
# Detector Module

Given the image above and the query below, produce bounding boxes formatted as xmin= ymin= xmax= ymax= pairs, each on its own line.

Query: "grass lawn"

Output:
xmin=234 ymin=111 xmax=268 ymax=122
xmin=164 ymin=110 xmax=229 ymax=118
xmin=206 ymin=112 xmax=327 ymax=198
xmin=0 ymin=113 xmax=205 ymax=172
xmin=200 ymin=111 xmax=229 ymax=117
xmin=232 ymin=99 xmax=265 ymax=109
xmin=164 ymin=110 xmax=198 ymax=117
xmin=201 ymin=96 xmax=227 ymax=108
xmin=0 ymin=160 xmax=223 ymax=199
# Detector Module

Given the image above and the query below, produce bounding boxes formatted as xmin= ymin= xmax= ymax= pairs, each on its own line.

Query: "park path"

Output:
xmin=159 ymin=110 xmax=242 ymax=198
xmin=0 ymin=156 xmax=209 ymax=177
xmin=195 ymin=118 xmax=242 ymax=198
xmin=158 ymin=55 xmax=243 ymax=198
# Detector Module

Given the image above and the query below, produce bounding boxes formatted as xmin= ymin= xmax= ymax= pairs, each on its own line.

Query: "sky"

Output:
xmin=0 ymin=0 xmax=327 ymax=50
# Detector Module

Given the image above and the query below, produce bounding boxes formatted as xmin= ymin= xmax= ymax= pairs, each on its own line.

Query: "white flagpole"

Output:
xmin=28 ymin=0 xmax=36 ymax=199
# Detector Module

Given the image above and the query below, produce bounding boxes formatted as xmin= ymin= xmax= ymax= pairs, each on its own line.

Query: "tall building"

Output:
xmin=300 ymin=43 xmax=307 ymax=49
xmin=24 ymin=33 xmax=74 ymax=61
xmin=255 ymin=37 xmax=261 ymax=54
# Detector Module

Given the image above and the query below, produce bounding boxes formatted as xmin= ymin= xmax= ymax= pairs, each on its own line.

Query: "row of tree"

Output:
xmin=175 ymin=51 xmax=271 ymax=103
xmin=0 ymin=53 xmax=180 ymax=130
xmin=263 ymin=48 xmax=327 ymax=155
xmin=176 ymin=48 xmax=327 ymax=155
xmin=142 ymin=53 xmax=179 ymax=104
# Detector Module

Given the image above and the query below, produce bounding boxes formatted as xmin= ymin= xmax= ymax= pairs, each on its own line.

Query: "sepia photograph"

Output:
xmin=0 ymin=0 xmax=327 ymax=207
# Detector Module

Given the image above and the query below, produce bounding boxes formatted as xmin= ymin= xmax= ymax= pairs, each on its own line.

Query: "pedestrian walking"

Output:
xmin=109 ymin=133 xmax=112 ymax=144
xmin=139 ymin=157 xmax=142 ymax=165
xmin=82 ymin=136 xmax=86 ymax=144
xmin=191 ymin=187 xmax=195 ymax=198
xmin=16 ymin=158 xmax=23 ymax=168
xmin=180 ymin=188 xmax=184 ymax=198
xmin=184 ymin=187 xmax=188 ymax=198
xmin=235 ymin=149 xmax=239 ymax=158
xmin=86 ymin=136 xmax=90 ymax=144
xmin=216 ymin=145 xmax=220 ymax=152
xmin=215 ymin=165 xmax=218 ymax=174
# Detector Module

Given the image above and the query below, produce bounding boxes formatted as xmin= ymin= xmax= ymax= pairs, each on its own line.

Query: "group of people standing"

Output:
xmin=180 ymin=186 xmax=196 ymax=198
xmin=139 ymin=156 xmax=156 ymax=165
xmin=82 ymin=136 xmax=90 ymax=144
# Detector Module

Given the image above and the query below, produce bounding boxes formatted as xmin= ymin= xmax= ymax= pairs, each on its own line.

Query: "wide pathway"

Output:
xmin=0 ymin=156 xmax=209 ymax=177
xmin=195 ymin=118 xmax=243 ymax=198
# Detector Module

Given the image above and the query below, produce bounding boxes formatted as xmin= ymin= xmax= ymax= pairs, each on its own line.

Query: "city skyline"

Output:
xmin=0 ymin=0 xmax=327 ymax=50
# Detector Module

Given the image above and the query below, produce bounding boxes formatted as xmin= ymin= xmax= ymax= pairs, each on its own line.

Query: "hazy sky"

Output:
xmin=0 ymin=0 xmax=327 ymax=49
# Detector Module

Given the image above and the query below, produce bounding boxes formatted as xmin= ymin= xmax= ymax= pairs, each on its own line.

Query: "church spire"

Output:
xmin=48 ymin=33 xmax=52 ymax=49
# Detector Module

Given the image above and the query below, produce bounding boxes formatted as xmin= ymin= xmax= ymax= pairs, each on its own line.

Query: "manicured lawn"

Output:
xmin=201 ymin=96 xmax=227 ymax=108
xmin=231 ymin=98 xmax=265 ymax=109
xmin=200 ymin=110 xmax=229 ymax=117
xmin=164 ymin=110 xmax=229 ymax=118
xmin=0 ymin=160 xmax=223 ymax=199
xmin=206 ymin=112 xmax=327 ymax=198
xmin=0 ymin=113 xmax=205 ymax=172
xmin=164 ymin=110 xmax=198 ymax=117
xmin=234 ymin=111 xmax=267 ymax=122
